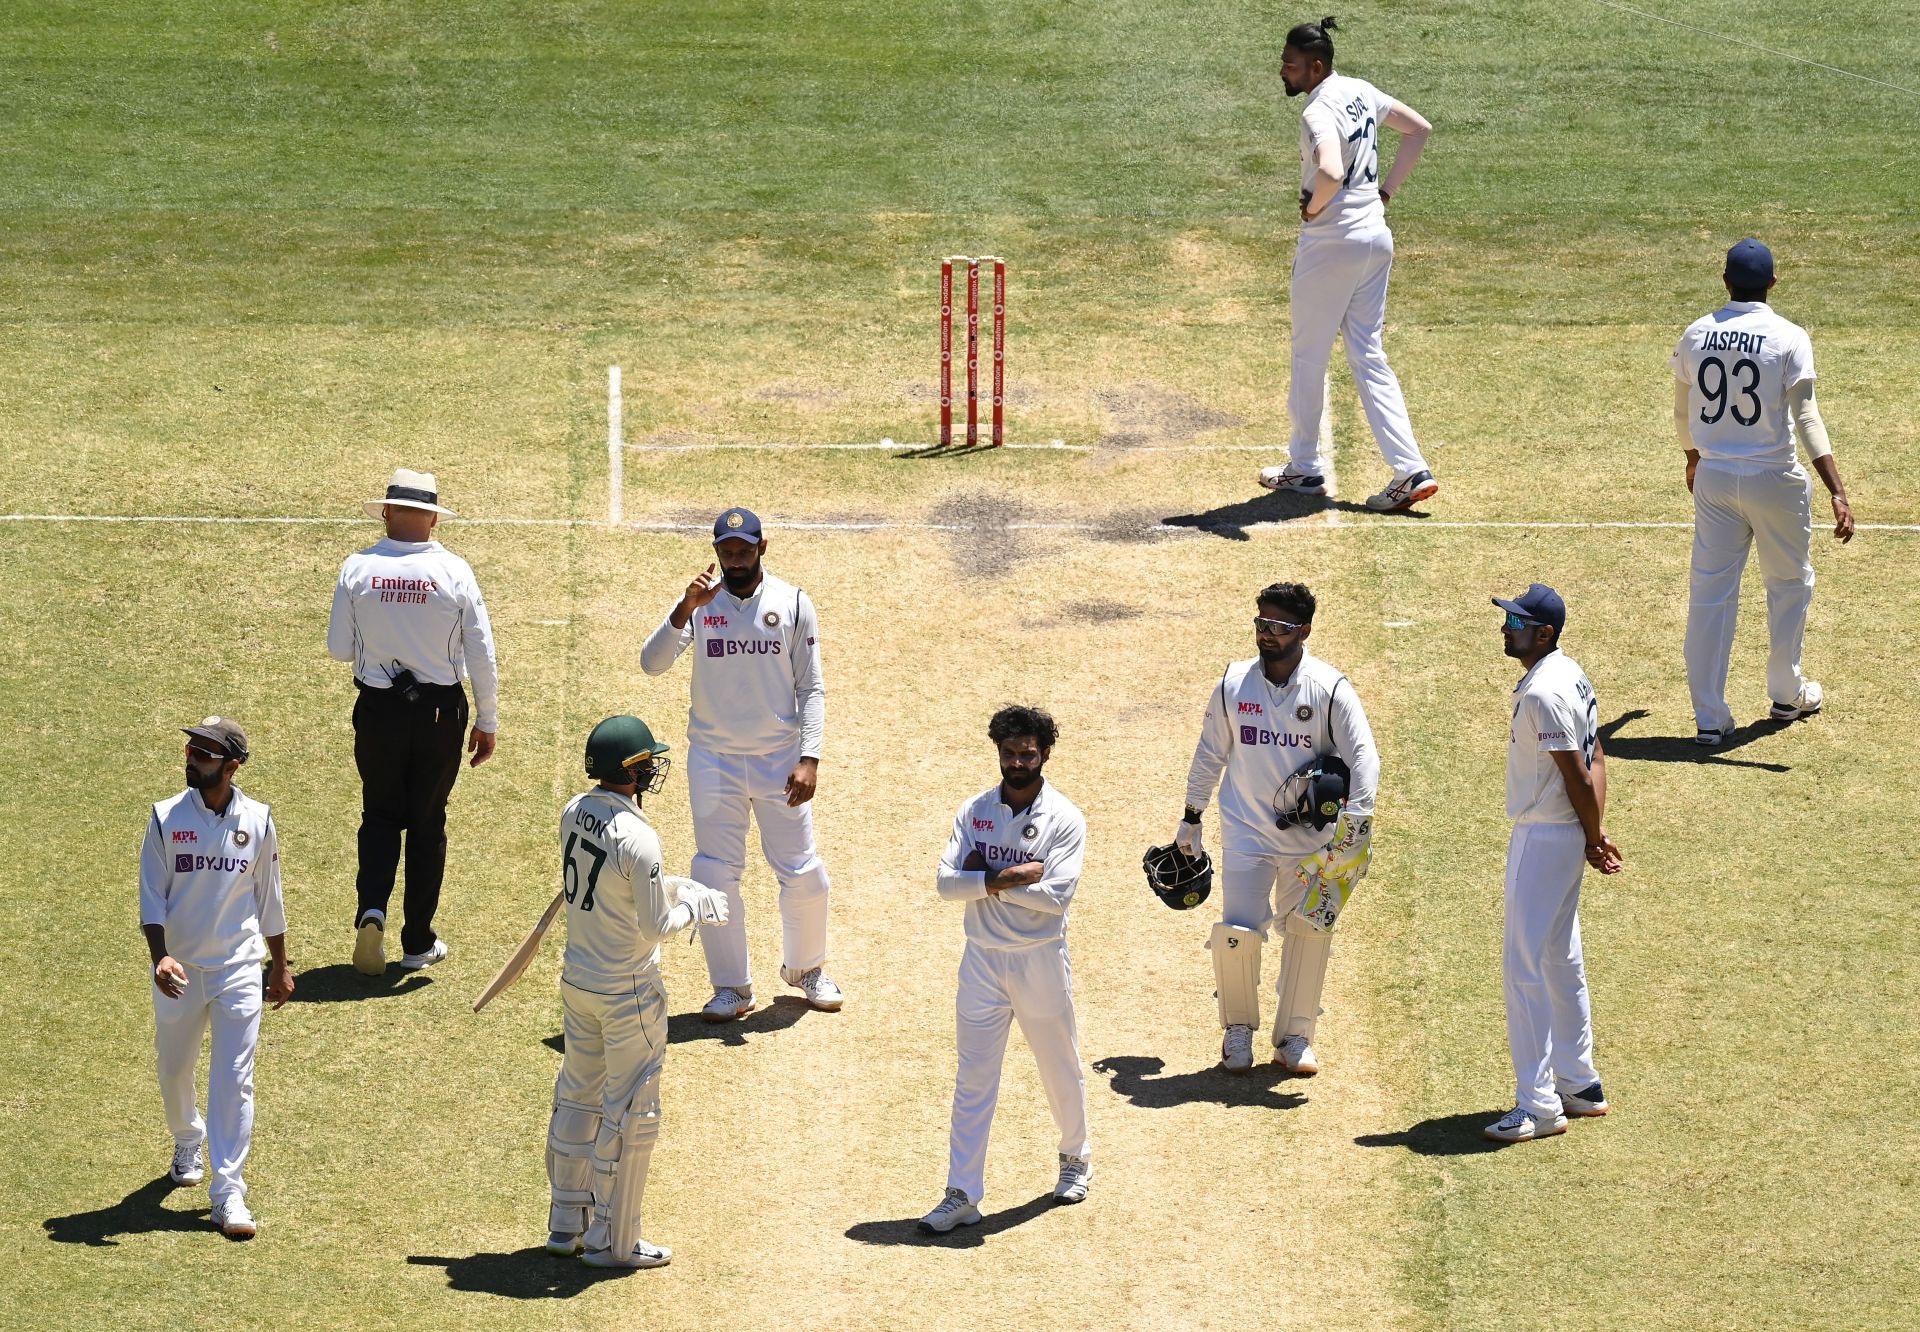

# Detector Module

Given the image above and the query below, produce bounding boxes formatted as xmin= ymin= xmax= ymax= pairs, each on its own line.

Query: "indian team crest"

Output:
xmin=1021 ymin=822 xmax=1037 ymax=840
xmin=1296 ymin=704 xmax=1313 ymax=722
xmin=233 ymin=829 xmax=251 ymax=848
xmin=763 ymin=610 xmax=780 ymax=628
xmin=725 ymin=511 xmax=745 ymax=530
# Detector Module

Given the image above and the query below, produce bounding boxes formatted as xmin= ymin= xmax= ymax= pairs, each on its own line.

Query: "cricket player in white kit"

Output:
xmin=921 ymin=706 xmax=1091 ymax=1234
xmin=1178 ymin=582 xmax=1380 ymax=1074
xmin=1487 ymin=585 xmax=1622 ymax=1143
xmin=1673 ymin=239 xmax=1855 ymax=745
xmin=640 ymin=507 xmax=842 ymax=1019
xmin=546 ymin=715 xmax=729 ymax=1269
xmin=1258 ymin=17 xmax=1438 ymax=513
xmin=139 ymin=717 xmax=293 ymax=1238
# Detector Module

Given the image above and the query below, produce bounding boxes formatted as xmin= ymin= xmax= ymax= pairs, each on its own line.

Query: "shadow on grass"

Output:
xmin=44 ymin=1175 xmax=210 ymax=1246
xmin=1354 ymin=1110 xmax=1515 ymax=1156
xmin=539 ymin=997 xmax=815 ymax=1055
xmin=895 ymin=442 xmax=999 ymax=460
xmin=845 ymin=1193 xmax=1059 ymax=1248
xmin=292 ymin=962 xmax=435 ymax=1003
xmin=1599 ymin=708 xmax=1791 ymax=773
xmin=1162 ymin=490 xmax=1393 ymax=540
xmin=1091 ymin=1055 xmax=1308 ymax=1111
xmin=407 ymin=1247 xmax=628 ymax=1298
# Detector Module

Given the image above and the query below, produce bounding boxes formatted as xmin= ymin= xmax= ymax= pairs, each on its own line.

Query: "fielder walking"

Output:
xmin=1673 ymin=239 xmax=1854 ymax=745
xmin=921 ymin=707 xmax=1090 ymax=1233
xmin=1179 ymin=582 xmax=1379 ymax=1075
xmin=1257 ymin=16 xmax=1439 ymax=513
xmin=139 ymin=717 xmax=293 ymax=1238
xmin=327 ymin=467 xmax=499 ymax=974
xmin=545 ymin=715 xmax=728 ymax=1268
xmin=1487 ymin=585 xmax=1621 ymax=1143
xmin=640 ymin=507 xmax=842 ymax=1019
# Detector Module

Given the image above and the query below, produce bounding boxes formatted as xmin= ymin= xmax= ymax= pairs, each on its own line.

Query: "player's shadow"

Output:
xmin=536 ymin=998 xmax=815 ymax=1055
xmin=1092 ymin=1055 xmax=1308 ymax=1111
xmin=43 ymin=1175 xmax=211 ymax=1246
xmin=1599 ymin=709 xmax=1791 ymax=773
xmin=406 ymin=1247 xmax=626 ymax=1298
xmin=844 ymin=1193 xmax=1059 ymax=1248
xmin=292 ymin=963 xmax=435 ymax=1003
xmin=895 ymin=441 xmax=998 ymax=460
xmin=1162 ymin=490 xmax=1387 ymax=540
xmin=1354 ymin=1109 xmax=1520 ymax=1156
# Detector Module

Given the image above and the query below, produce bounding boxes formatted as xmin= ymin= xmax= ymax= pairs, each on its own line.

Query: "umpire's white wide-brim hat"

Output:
xmin=363 ymin=468 xmax=457 ymax=520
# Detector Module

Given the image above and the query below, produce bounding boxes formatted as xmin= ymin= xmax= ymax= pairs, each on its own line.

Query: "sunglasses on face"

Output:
xmin=1253 ymin=616 xmax=1306 ymax=636
xmin=1503 ymin=612 xmax=1547 ymax=632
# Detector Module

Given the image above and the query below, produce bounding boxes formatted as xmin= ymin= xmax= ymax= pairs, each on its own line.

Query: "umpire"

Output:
xmin=327 ymin=468 xmax=500 ymax=974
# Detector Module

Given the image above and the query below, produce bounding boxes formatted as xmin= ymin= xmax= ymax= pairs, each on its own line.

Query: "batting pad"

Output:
xmin=1274 ymin=914 xmax=1333 ymax=1043
xmin=586 ymin=1103 xmax=661 ymax=1260
xmin=1209 ymin=922 xmax=1263 ymax=1029
xmin=546 ymin=1099 xmax=600 ymax=1234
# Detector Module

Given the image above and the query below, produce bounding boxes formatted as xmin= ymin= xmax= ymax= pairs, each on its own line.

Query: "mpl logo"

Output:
xmin=172 ymin=830 xmax=196 ymax=844
xmin=971 ymin=817 xmax=995 ymax=831
xmin=1238 ymin=702 xmax=1263 ymax=715
xmin=702 ymin=614 xmax=728 ymax=628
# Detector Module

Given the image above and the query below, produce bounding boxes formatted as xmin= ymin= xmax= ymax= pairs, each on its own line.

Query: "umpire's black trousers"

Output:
xmin=353 ymin=679 xmax=466 ymax=956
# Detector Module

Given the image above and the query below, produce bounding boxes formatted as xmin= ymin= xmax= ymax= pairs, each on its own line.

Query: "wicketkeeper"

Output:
xmin=544 ymin=715 xmax=727 ymax=1269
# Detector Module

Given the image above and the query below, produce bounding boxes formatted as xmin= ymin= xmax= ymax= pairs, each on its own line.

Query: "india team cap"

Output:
xmin=182 ymin=716 xmax=250 ymax=762
xmin=1724 ymin=238 xmax=1774 ymax=288
xmin=362 ymin=467 xmax=457 ymax=521
xmin=1491 ymin=583 xmax=1567 ymax=634
xmin=712 ymin=507 xmax=764 ymax=544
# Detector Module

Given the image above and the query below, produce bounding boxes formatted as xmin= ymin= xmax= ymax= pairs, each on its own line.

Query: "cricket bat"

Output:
xmin=472 ymin=890 xmax=566 ymax=1013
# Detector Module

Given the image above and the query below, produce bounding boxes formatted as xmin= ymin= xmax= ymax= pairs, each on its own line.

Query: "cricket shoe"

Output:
xmin=168 ymin=1140 xmax=206 ymax=1187
xmin=1365 ymin=470 xmax=1439 ymax=512
xmin=781 ymin=966 xmax=844 ymax=1012
xmin=399 ymin=938 xmax=449 ymax=971
xmin=1221 ymin=1024 xmax=1255 ymax=1072
xmin=546 ymin=1231 xmax=584 ymax=1256
xmin=1273 ymin=1033 xmax=1319 ymax=1076
xmin=1694 ymin=728 xmax=1728 ymax=747
xmin=1054 ymin=1154 xmax=1092 ymax=1204
xmin=1559 ymin=1082 xmax=1610 ymax=1118
xmin=1769 ymin=680 xmax=1823 ymax=723
xmin=213 ymin=1196 xmax=257 ymax=1238
xmin=919 ymin=1188 xmax=982 ymax=1234
xmin=1482 ymin=1106 xmax=1568 ymax=1143
xmin=353 ymin=909 xmax=386 ymax=975
xmin=581 ymin=1240 xmax=672 ymax=1269
xmin=701 ymin=986 xmax=755 ymax=1022
xmin=1257 ymin=466 xmax=1327 ymax=495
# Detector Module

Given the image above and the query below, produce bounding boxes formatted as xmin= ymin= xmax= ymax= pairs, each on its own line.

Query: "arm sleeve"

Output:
xmin=1788 ymin=378 xmax=1833 ymax=460
xmin=624 ymin=826 xmax=694 ymax=942
xmin=1183 ymin=677 xmax=1232 ymax=812
xmin=936 ymin=809 xmax=990 ymax=903
xmin=1669 ymin=334 xmax=1694 ymax=385
xmin=139 ymin=809 xmax=170 ymax=928
xmin=326 ymin=566 xmax=357 ymax=663
xmin=1301 ymin=101 xmax=1338 ymax=152
xmin=461 ymin=571 xmax=501 ymax=733
xmin=1674 ymin=379 xmax=1694 ymax=450
xmin=1782 ymin=329 xmax=1817 ymax=392
xmin=998 ymin=815 xmax=1084 ymax=916
xmin=1330 ymin=680 xmax=1380 ymax=817
xmin=254 ymin=812 xmax=288 ymax=937
xmin=792 ymin=591 xmax=825 ymax=759
xmin=1529 ymin=694 xmax=1582 ymax=754
xmin=639 ymin=610 xmax=692 ymax=676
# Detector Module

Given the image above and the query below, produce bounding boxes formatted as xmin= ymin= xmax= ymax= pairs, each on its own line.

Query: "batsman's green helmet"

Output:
xmin=584 ymin=714 xmax=671 ymax=782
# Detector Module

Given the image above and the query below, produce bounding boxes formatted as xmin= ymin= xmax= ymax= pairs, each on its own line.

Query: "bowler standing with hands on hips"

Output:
xmin=327 ymin=468 xmax=499 ymax=975
xmin=640 ymin=507 xmax=843 ymax=1020
xmin=140 ymin=717 xmax=293 ymax=1239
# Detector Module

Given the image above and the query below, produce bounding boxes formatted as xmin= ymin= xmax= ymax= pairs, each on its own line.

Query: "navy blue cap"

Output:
xmin=712 ymin=507 xmax=763 ymax=544
xmin=1492 ymin=583 xmax=1566 ymax=633
xmin=1725 ymin=238 xmax=1774 ymax=289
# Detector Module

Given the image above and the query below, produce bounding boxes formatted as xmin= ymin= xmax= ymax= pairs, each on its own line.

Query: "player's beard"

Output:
xmin=999 ymin=759 xmax=1045 ymax=796
xmin=185 ymin=757 xmax=224 ymax=789
xmin=721 ymin=556 xmax=761 ymax=594
xmin=1258 ymin=642 xmax=1302 ymax=671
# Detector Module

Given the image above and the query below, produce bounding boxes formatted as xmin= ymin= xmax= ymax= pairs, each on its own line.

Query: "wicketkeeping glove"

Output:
xmin=1293 ymin=812 xmax=1373 ymax=933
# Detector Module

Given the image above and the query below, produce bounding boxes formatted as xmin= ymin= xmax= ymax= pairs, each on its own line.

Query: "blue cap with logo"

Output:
xmin=712 ymin=507 xmax=763 ymax=545
xmin=1492 ymin=583 xmax=1567 ymax=633
xmin=1724 ymin=238 xmax=1774 ymax=289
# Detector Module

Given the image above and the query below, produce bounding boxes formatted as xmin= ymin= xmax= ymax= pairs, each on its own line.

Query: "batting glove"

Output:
xmin=669 ymin=877 xmax=729 ymax=927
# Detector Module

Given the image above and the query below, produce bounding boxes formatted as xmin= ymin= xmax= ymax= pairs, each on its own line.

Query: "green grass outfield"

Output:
xmin=4 ymin=2 xmax=1917 ymax=1328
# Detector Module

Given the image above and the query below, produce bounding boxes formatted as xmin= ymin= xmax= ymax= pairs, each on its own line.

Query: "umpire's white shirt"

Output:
xmin=1299 ymin=73 xmax=1394 ymax=236
xmin=139 ymin=786 xmax=286 ymax=968
xmin=1671 ymin=301 xmax=1816 ymax=469
xmin=639 ymin=572 xmax=825 ymax=757
xmin=1507 ymin=650 xmax=1597 ymax=825
xmin=1185 ymin=653 xmax=1380 ymax=857
xmin=558 ymin=789 xmax=696 ymax=994
xmin=326 ymin=537 xmax=501 ymax=732
xmin=936 ymin=781 xmax=1086 ymax=949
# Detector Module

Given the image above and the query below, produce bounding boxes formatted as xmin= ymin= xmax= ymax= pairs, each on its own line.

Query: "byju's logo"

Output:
xmin=706 ymin=640 xmax=725 ymax=657
xmin=1240 ymin=726 xmax=1314 ymax=748
xmin=175 ymin=853 xmax=193 ymax=873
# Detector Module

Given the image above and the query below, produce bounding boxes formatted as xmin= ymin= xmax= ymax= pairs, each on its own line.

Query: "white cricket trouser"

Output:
xmin=1686 ymin=460 xmax=1816 ymax=732
xmin=553 ymin=977 xmax=668 ymax=1255
xmin=688 ymin=742 xmax=831 ymax=990
xmin=152 ymin=959 xmax=262 ymax=1204
xmin=1503 ymin=822 xmax=1600 ymax=1121
xmin=1220 ymin=845 xmax=1333 ymax=1037
xmin=947 ymin=939 xmax=1088 ymax=1204
xmin=1286 ymin=225 xmax=1427 ymax=478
